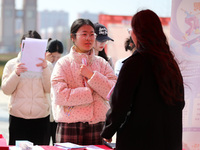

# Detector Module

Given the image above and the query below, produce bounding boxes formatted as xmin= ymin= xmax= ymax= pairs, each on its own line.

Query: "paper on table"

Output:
xmin=20 ymin=38 xmax=48 ymax=72
xmin=54 ymin=142 xmax=86 ymax=149
xmin=9 ymin=146 xmax=44 ymax=150
xmin=86 ymin=145 xmax=104 ymax=149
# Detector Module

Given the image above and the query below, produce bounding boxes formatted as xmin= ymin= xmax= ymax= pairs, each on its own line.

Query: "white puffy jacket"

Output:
xmin=1 ymin=53 xmax=52 ymax=119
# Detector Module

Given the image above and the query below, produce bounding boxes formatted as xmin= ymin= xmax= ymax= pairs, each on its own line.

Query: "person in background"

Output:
xmin=94 ymin=23 xmax=114 ymax=68
xmin=51 ymin=18 xmax=117 ymax=145
xmin=46 ymin=38 xmax=64 ymax=67
xmin=114 ymin=36 xmax=136 ymax=76
xmin=1 ymin=30 xmax=52 ymax=145
xmin=101 ymin=9 xmax=185 ymax=150
xmin=46 ymin=38 xmax=64 ymax=145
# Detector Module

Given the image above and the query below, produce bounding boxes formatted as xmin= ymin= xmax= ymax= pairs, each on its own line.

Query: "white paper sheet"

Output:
xmin=9 ymin=145 xmax=44 ymax=150
xmin=20 ymin=38 xmax=48 ymax=72
xmin=86 ymin=145 xmax=104 ymax=149
xmin=54 ymin=142 xmax=86 ymax=149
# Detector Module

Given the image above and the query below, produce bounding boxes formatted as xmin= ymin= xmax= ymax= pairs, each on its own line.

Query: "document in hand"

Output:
xmin=54 ymin=142 xmax=86 ymax=150
xmin=20 ymin=38 xmax=48 ymax=72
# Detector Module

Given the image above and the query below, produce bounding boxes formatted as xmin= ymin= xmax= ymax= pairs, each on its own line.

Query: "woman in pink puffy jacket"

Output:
xmin=51 ymin=18 xmax=117 ymax=145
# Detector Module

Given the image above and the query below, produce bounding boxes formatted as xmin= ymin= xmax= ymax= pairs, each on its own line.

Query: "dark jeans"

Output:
xmin=9 ymin=115 xmax=50 ymax=145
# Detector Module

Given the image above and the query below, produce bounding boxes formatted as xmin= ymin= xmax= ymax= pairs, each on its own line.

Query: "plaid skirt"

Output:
xmin=56 ymin=122 xmax=104 ymax=145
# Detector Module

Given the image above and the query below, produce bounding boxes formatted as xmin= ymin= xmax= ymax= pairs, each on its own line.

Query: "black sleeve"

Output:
xmin=101 ymin=52 xmax=144 ymax=139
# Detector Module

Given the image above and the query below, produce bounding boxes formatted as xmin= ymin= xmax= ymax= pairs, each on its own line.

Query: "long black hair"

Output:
xmin=98 ymin=48 xmax=108 ymax=61
xmin=131 ymin=9 xmax=184 ymax=105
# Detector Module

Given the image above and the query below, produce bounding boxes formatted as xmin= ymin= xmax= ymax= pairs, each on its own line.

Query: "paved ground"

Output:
xmin=0 ymin=89 xmax=9 ymax=145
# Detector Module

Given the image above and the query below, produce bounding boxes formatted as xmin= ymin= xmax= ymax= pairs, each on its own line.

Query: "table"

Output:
xmin=41 ymin=145 xmax=113 ymax=150
xmin=1 ymin=134 xmax=113 ymax=150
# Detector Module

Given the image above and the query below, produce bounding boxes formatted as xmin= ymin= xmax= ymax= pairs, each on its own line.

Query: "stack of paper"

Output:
xmin=85 ymin=145 xmax=105 ymax=150
xmin=54 ymin=142 xmax=86 ymax=150
xmin=20 ymin=38 xmax=48 ymax=72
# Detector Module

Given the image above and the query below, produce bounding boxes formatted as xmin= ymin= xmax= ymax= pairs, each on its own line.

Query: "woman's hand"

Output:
xmin=80 ymin=64 xmax=93 ymax=79
xmin=36 ymin=58 xmax=47 ymax=69
xmin=80 ymin=64 xmax=94 ymax=92
xmin=15 ymin=63 xmax=27 ymax=76
xmin=45 ymin=52 xmax=53 ymax=63
xmin=103 ymin=138 xmax=112 ymax=143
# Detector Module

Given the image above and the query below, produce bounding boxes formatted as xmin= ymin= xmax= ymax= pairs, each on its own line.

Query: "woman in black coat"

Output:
xmin=101 ymin=9 xmax=185 ymax=150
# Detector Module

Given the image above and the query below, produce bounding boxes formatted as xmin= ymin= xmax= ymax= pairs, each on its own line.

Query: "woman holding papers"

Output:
xmin=101 ymin=10 xmax=185 ymax=150
xmin=1 ymin=30 xmax=52 ymax=145
xmin=51 ymin=19 xmax=117 ymax=145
